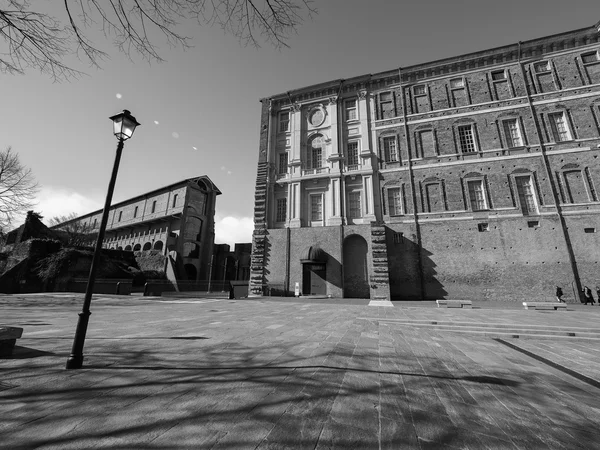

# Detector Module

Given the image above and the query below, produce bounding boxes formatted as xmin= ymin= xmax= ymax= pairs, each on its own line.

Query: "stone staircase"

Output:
xmin=249 ymin=162 xmax=269 ymax=296
xmin=376 ymin=318 xmax=600 ymax=341
xmin=369 ymin=223 xmax=390 ymax=299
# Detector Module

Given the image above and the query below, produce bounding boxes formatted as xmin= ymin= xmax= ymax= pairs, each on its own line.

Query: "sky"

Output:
xmin=1 ymin=0 xmax=599 ymax=246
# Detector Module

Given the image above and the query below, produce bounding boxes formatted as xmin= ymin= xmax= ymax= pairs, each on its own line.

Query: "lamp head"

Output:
xmin=109 ymin=109 xmax=140 ymax=140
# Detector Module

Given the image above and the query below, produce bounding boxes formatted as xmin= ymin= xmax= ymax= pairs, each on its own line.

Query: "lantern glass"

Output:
xmin=110 ymin=110 xmax=140 ymax=140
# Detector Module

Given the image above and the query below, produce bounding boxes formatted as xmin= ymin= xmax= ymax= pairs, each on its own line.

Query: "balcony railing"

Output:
xmin=302 ymin=167 xmax=330 ymax=176
xmin=347 ymin=164 xmax=360 ymax=172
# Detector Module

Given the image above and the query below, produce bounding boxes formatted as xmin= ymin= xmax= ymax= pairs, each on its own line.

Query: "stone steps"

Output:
xmin=372 ymin=318 xmax=600 ymax=341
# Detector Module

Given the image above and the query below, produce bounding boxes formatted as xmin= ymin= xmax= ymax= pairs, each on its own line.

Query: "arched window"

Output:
xmin=124 ymin=245 xmax=132 ymax=251
xmin=117 ymin=246 xmax=123 ymax=251
xmin=142 ymin=242 xmax=152 ymax=251
xmin=153 ymin=241 xmax=163 ymax=251
xmin=133 ymin=243 xmax=141 ymax=251
xmin=305 ymin=134 xmax=325 ymax=170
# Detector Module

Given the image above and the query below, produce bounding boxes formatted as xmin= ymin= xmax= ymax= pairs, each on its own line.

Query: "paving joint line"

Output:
xmin=494 ymin=338 xmax=600 ymax=390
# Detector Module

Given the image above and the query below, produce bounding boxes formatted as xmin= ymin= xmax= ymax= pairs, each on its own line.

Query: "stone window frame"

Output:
xmin=420 ymin=177 xmax=448 ymax=213
xmin=414 ymin=126 xmax=438 ymax=159
xmin=278 ymin=110 xmax=290 ymax=133
xmin=309 ymin=192 xmax=324 ymax=225
xmin=304 ymin=133 xmax=327 ymax=171
xmin=531 ymin=59 xmax=560 ymax=93
xmin=556 ymin=163 xmax=598 ymax=204
xmin=346 ymin=190 xmax=363 ymax=220
xmin=383 ymin=184 xmax=405 ymax=218
xmin=461 ymin=173 xmax=492 ymax=212
xmin=508 ymin=170 xmax=541 ymax=216
xmin=411 ymin=84 xmax=430 ymax=114
xmin=453 ymin=121 xmax=480 ymax=154
xmin=278 ymin=151 xmax=288 ymax=175
xmin=379 ymin=133 xmax=401 ymax=164
xmin=344 ymin=98 xmax=358 ymax=122
xmin=500 ymin=116 xmax=526 ymax=148
xmin=581 ymin=50 xmax=600 ymax=65
xmin=448 ymin=76 xmax=471 ymax=107
xmin=544 ymin=110 xmax=574 ymax=143
xmin=275 ymin=197 xmax=287 ymax=223
xmin=377 ymin=91 xmax=396 ymax=120
xmin=346 ymin=140 xmax=360 ymax=170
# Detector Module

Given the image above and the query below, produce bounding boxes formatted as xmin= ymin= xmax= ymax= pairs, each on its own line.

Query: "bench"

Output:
xmin=436 ymin=300 xmax=472 ymax=309
xmin=522 ymin=302 xmax=567 ymax=311
xmin=0 ymin=327 xmax=23 ymax=357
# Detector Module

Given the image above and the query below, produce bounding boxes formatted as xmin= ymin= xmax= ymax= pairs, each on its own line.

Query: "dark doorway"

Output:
xmin=302 ymin=263 xmax=327 ymax=295
xmin=184 ymin=264 xmax=197 ymax=281
xmin=343 ymin=234 xmax=369 ymax=298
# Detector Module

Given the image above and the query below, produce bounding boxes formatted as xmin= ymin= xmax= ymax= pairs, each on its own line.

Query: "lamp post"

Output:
xmin=66 ymin=110 xmax=140 ymax=370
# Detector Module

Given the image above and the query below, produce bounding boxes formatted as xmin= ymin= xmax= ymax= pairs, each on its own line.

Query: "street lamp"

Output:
xmin=66 ymin=110 xmax=140 ymax=370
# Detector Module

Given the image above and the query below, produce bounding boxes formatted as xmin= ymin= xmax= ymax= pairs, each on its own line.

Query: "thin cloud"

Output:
xmin=214 ymin=215 xmax=253 ymax=247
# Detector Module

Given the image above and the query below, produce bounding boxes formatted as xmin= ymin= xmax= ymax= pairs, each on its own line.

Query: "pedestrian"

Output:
xmin=555 ymin=286 xmax=564 ymax=303
xmin=596 ymin=286 xmax=600 ymax=303
xmin=582 ymin=286 xmax=596 ymax=305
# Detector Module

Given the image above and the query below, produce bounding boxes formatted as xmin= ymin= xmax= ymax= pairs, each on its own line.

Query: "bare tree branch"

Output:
xmin=0 ymin=147 xmax=38 ymax=232
xmin=0 ymin=0 xmax=316 ymax=81
xmin=48 ymin=212 xmax=97 ymax=247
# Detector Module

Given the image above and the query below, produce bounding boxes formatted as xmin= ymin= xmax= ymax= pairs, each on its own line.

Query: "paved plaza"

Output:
xmin=2 ymin=293 xmax=600 ymax=449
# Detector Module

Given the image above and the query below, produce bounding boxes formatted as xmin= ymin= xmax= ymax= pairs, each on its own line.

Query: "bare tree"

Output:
xmin=48 ymin=212 xmax=97 ymax=247
xmin=0 ymin=0 xmax=316 ymax=81
xmin=0 ymin=147 xmax=38 ymax=232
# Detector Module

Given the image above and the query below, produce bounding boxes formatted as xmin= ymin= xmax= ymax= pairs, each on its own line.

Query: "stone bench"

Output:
xmin=522 ymin=302 xmax=567 ymax=311
xmin=436 ymin=300 xmax=473 ymax=309
xmin=0 ymin=326 xmax=23 ymax=357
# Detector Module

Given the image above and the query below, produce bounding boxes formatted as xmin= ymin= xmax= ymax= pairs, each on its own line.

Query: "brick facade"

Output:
xmin=52 ymin=176 xmax=221 ymax=285
xmin=251 ymin=21 xmax=600 ymax=302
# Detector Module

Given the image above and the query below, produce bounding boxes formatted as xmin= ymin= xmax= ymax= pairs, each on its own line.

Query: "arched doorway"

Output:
xmin=300 ymin=246 xmax=327 ymax=296
xmin=343 ymin=234 xmax=369 ymax=298
xmin=184 ymin=264 xmax=197 ymax=281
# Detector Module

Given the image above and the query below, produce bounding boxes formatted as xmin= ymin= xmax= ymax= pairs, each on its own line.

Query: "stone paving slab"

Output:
xmin=1 ymin=293 xmax=600 ymax=448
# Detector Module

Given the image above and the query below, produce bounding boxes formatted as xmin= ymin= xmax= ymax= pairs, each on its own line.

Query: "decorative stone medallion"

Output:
xmin=308 ymin=106 xmax=326 ymax=127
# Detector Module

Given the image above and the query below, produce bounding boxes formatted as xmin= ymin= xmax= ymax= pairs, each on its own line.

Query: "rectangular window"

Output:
xmin=279 ymin=111 xmax=290 ymax=133
xmin=491 ymin=70 xmax=507 ymax=81
xmin=467 ymin=180 xmax=487 ymax=211
xmin=172 ymin=194 xmax=178 ymax=208
xmin=151 ymin=200 xmax=157 ymax=213
xmin=413 ymin=85 xmax=426 ymax=96
xmin=503 ymin=119 xmax=523 ymax=147
xmin=383 ymin=136 xmax=398 ymax=162
xmin=345 ymin=99 xmax=357 ymax=121
xmin=311 ymin=147 xmax=322 ymax=169
xmin=515 ymin=176 xmax=538 ymax=215
xmin=581 ymin=51 xmax=599 ymax=64
xmin=347 ymin=141 xmax=359 ymax=168
xmin=278 ymin=152 xmax=288 ymax=174
xmin=387 ymin=188 xmax=402 ymax=216
xmin=134 ymin=206 xmax=138 ymax=218
xmin=458 ymin=125 xmax=477 ymax=153
xmin=118 ymin=211 xmax=123 ymax=222
xmin=450 ymin=78 xmax=464 ymax=89
xmin=548 ymin=112 xmax=572 ymax=142
xmin=418 ymin=130 xmax=435 ymax=158
xmin=348 ymin=192 xmax=362 ymax=219
xmin=276 ymin=198 xmax=287 ymax=222
xmin=310 ymin=195 xmax=323 ymax=221
xmin=393 ymin=232 xmax=404 ymax=244
xmin=534 ymin=61 xmax=550 ymax=73
xmin=379 ymin=92 xmax=394 ymax=119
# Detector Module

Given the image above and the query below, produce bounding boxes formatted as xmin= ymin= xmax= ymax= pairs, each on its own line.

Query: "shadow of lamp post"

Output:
xmin=66 ymin=110 xmax=140 ymax=370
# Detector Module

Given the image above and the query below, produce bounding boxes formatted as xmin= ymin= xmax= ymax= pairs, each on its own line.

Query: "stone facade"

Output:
xmin=52 ymin=176 xmax=221 ymax=284
xmin=250 ymin=20 xmax=600 ymax=302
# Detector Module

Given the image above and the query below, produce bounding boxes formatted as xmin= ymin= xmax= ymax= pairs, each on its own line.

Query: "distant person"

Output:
xmin=582 ymin=286 xmax=596 ymax=305
xmin=555 ymin=286 xmax=564 ymax=303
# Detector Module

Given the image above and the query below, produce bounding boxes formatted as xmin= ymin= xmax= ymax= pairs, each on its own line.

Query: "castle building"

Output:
xmin=250 ymin=20 xmax=600 ymax=302
xmin=52 ymin=176 xmax=221 ymax=283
